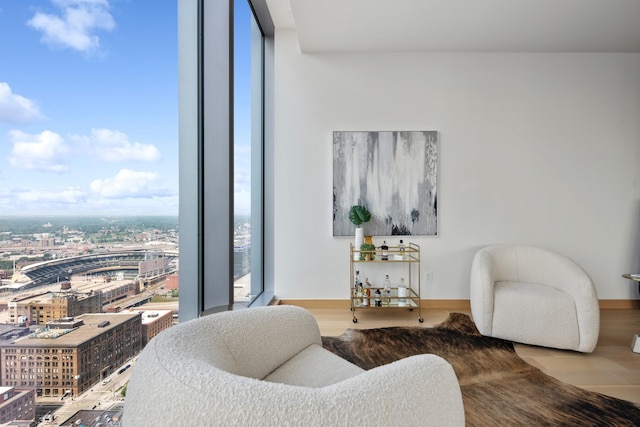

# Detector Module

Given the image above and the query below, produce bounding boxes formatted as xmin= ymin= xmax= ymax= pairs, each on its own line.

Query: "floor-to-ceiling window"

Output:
xmin=179 ymin=0 xmax=273 ymax=320
xmin=233 ymin=0 xmax=263 ymax=305
xmin=0 ymin=1 xmax=178 ymax=410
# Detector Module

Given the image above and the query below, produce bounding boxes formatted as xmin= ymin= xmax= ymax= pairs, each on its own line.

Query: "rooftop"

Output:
xmin=0 ymin=313 xmax=140 ymax=348
xmin=128 ymin=309 xmax=173 ymax=325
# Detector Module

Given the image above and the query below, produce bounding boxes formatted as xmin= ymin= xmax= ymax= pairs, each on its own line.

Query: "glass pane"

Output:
xmin=0 ymin=0 xmax=178 ymax=415
xmin=234 ymin=0 xmax=263 ymax=304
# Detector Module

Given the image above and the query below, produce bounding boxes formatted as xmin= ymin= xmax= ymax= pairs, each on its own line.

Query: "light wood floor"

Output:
xmin=303 ymin=306 xmax=640 ymax=405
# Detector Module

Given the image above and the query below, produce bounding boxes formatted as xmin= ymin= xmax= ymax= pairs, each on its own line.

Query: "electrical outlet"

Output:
xmin=426 ymin=272 xmax=434 ymax=283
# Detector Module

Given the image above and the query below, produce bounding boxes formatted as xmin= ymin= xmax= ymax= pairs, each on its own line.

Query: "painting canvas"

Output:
xmin=333 ymin=131 xmax=438 ymax=236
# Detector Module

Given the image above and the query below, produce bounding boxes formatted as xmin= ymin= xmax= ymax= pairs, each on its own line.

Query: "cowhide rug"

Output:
xmin=321 ymin=312 xmax=640 ymax=426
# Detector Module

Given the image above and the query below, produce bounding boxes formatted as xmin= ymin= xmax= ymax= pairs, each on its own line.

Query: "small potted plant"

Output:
xmin=349 ymin=205 xmax=371 ymax=260
xmin=359 ymin=241 xmax=376 ymax=261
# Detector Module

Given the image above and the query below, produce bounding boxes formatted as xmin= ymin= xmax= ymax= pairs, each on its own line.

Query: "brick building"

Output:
xmin=0 ymin=386 xmax=35 ymax=424
xmin=7 ymin=287 xmax=102 ymax=326
xmin=0 ymin=313 xmax=142 ymax=398
xmin=165 ymin=273 xmax=179 ymax=291
xmin=100 ymin=281 xmax=140 ymax=305
xmin=128 ymin=309 xmax=173 ymax=346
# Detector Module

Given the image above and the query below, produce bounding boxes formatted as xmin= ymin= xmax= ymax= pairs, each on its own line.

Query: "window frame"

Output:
xmin=178 ymin=0 xmax=274 ymax=321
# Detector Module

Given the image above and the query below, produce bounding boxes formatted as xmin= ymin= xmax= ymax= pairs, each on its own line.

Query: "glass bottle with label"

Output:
xmin=354 ymin=270 xmax=362 ymax=306
xmin=398 ymin=239 xmax=406 ymax=260
xmin=381 ymin=241 xmax=389 ymax=261
xmin=383 ymin=274 xmax=391 ymax=305
xmin=362 ymin=278 xmax=371 ymax=306
xmin=374 ymin=289 xmax=382 ymax=307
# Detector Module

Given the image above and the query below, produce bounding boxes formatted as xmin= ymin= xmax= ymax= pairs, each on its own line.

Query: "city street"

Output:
xmin=37 ymin=357 xmax=137 ymax=426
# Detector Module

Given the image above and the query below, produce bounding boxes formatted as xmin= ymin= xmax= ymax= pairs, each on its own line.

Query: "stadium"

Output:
xmin=1 ymin=250 xmax=178 ymax=293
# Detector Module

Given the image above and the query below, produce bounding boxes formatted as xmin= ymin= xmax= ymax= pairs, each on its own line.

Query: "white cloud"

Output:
xmin=18 ymin=187 xmax=85 ymax=204
xmin=0 ymin=187 xmax=88 ymax=215
xmin=9 ymin=130 xmax=70 ymax=172
xmin=0 ymin=82 xmax=43 ymax=124
xmin=75 ymin=128 xmax=161 ymax=162
xmin=0 ymin=185 xmax=178 ymax=215
xmin=27 ymin=0 xmax=115 ymax=53
xmin=90 ymin=169 xmax=170 ymax=199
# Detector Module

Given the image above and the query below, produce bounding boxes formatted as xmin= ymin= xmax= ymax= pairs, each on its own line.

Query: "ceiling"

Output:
xmin=265 ymin=0 xmax=640 ymax=53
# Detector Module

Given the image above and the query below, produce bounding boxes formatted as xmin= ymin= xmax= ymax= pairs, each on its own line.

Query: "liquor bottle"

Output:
xmin=362 ymin=278 xmax=371 ymax=306
xmin=397 ymin=277 xmax=407 ymax=306
xmin=374 ymin=289 xmax=382 ymax=307
xmin=354 ymin=271 xmax=362 ymax=306
xmin=383 ymin=274 xmax=391 ymax=305
xmin=381 ymin=241 xmax=389 ymax=261
xmin=398 ymin=239 xmax=406 ymax=260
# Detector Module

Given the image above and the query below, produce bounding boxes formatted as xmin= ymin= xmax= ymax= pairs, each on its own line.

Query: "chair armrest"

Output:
xmin=470 ymin=248 xmax=497 ymax=335
xmin=125 ymin=353 xmax=465 ymax=427
xmin=536 ymin=252 xmax=600 ymax=351
xmin=328 ymin=354 xmax=465 ymax=426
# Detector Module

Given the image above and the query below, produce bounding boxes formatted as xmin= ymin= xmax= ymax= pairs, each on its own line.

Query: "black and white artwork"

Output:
xmin=333 ymin=131 xmax=438 ymax=236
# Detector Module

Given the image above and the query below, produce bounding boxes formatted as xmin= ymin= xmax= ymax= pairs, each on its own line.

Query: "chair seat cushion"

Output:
xmin=263 ymin=343 xmax=364 ymax=387
xmin=492 ymin=281 xmax=579 ymax=350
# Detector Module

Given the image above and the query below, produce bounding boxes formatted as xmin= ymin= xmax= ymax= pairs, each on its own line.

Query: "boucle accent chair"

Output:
xmin=124 ymin=304 xmax=465 ymax=427
xmin=470 ymin=245 xmax=600 ymax=353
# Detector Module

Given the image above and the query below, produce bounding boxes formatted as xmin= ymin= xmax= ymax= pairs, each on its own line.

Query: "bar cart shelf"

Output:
xmin=349 ymin=242 xmax=422 ymax=323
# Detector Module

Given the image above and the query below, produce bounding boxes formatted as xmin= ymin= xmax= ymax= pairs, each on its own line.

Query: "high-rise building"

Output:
xmin=233 ymin=240 xmax=250 ymax=280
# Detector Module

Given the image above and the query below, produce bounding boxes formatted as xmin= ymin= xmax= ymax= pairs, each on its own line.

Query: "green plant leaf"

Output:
xmin=349 ymin=205 xmax=371 ymax=226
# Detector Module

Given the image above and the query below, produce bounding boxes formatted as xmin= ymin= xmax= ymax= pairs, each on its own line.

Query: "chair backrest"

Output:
xmin=149 ymin=304 xmax=322 ymax=379
xmin=482 ymin=245 xmax=596 ymax=297
xmin=124 ymin=305 xmax=324 ymax=426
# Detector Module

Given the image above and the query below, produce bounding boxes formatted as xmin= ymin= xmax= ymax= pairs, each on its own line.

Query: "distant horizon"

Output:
xmin=0 ymin=214 xmax=179 ymax=218
xmin=0 ymin=214 xmax=254 ymax=220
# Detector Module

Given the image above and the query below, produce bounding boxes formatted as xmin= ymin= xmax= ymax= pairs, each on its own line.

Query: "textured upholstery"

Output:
xmin=124 ymin=305 xmax=465 ymax=426
xmin=470 ymin=245 xmax=600 ymax=353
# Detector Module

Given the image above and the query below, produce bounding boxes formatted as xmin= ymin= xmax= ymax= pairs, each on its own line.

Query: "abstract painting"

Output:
xmin=333 ymin=131 xmax=438 ymax=236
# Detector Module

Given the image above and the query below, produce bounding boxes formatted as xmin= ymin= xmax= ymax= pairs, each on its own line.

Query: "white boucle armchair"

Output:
xmin=470 ymin=245 xmax=600 ymax=353
xmin=124 ymin=305 xmax=465 ymax=426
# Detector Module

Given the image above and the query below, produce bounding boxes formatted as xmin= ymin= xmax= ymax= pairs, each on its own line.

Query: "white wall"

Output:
xmin=273 ymin=29 xmax=640 ymax=301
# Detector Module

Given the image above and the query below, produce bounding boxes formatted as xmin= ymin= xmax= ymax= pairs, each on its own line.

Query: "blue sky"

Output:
xmin=0 ymin=0 xmax=254 ymax=217
xmin=234 ymin=0 xmax=253 ymax=217
xmin=0 ymin=0 xmax=180 ymax=216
